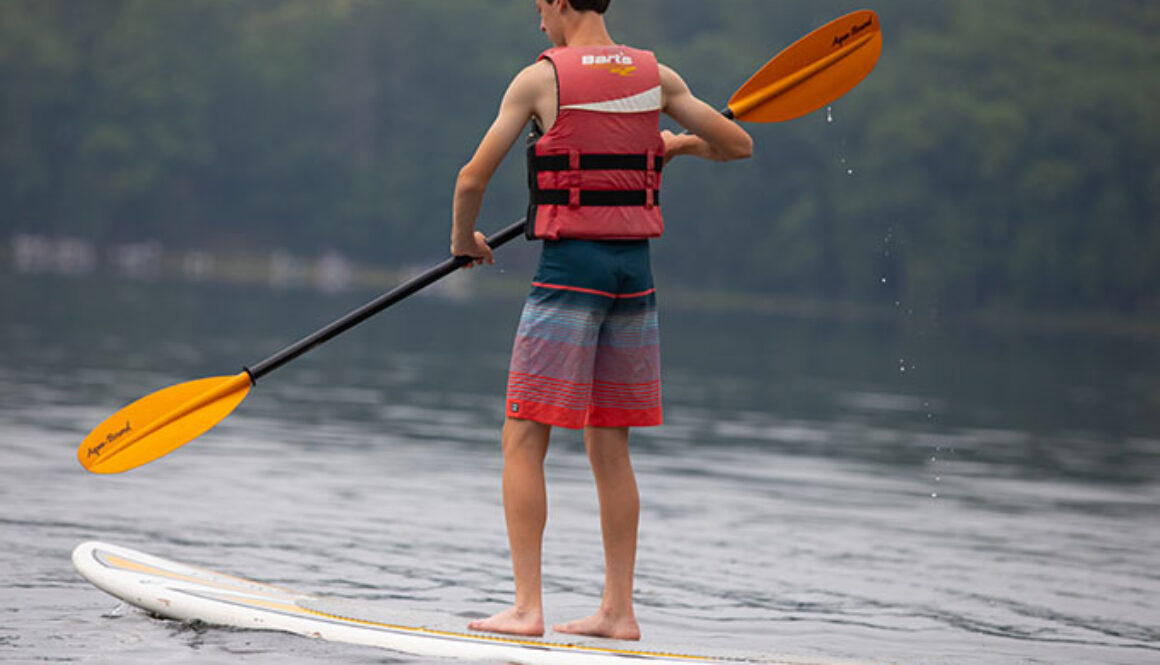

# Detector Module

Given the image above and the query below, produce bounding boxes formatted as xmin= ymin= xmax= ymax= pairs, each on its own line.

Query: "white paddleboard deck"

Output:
xmin=73 ymin=541 xmax=868 ymax=665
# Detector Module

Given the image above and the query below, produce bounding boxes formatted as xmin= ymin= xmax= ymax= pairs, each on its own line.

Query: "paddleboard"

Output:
xmin=72 ymin=541 xmax=862 ymax=665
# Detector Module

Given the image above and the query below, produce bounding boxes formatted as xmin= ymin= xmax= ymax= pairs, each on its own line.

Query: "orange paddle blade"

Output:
xmin=78 ymin=372 xmax=252 ymax=474
xmin=729 ymin=9 xmax=882 ymax=123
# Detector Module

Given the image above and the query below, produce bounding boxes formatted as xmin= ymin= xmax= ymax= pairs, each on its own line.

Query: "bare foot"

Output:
xmin=553 ymin=610 xmax=641 ymax=641
xmin=467 ymin=606 xmax=544 ymax=637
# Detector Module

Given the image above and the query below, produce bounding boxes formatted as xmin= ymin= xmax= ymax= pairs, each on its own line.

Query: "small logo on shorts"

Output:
xmin=510 ymin=402 xmax=520 ymax=413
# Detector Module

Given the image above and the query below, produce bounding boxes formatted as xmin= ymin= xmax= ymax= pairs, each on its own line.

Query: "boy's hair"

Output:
xmin=547 ymin=0 xmax=611 ymax=14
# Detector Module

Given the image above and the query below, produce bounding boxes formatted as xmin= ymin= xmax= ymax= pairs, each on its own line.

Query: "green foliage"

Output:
xmin=1 ymin=0 xmax=1157 ymax=315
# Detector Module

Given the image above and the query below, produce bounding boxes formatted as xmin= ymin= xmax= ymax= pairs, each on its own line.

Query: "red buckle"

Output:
xmin=645 ymin=150 xmax=658 ymax=209
xmin=567 ymin=170 xmax=582 ymax=208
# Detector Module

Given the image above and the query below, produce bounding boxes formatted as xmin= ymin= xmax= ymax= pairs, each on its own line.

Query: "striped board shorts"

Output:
xmin=506 ymin=239 xmax=662 ymax=429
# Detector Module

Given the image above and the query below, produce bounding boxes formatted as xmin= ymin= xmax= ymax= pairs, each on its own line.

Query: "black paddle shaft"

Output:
xmin=244 ymin=218 xmax=526 ymax=382
xmin=246 ymin=101 xmax=742 ymax=383
xmin=245 ymin=103 xmax=738 ymax=383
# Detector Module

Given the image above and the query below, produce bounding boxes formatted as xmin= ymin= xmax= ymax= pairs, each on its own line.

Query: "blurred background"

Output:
xmin=2 ymin=0 xmax=1157 ymax=324
xmin=3 ymin=2 xmax=1160 ymax=664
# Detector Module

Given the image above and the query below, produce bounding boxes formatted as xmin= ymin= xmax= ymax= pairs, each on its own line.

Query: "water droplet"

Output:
xmin=846 ymin=168 xmax=854 ymax=176
xmin=826 ymin=106 xmax=833 ymax=123
xmin=931 ymin=492 xmax=939 ymax=499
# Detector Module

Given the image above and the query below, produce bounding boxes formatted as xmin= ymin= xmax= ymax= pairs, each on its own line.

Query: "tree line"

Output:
xmin=2 ymin=0 xmax=1157 ymax=316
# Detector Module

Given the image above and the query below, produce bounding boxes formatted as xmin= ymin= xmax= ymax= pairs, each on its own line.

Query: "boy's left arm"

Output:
xmin=451 ymin=63 xmax=550 ymax=265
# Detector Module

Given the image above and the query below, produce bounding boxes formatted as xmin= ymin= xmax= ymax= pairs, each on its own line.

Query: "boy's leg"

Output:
xmin=553 ymin=425 xmax=642 ymax=640
xmin=468 ymin=416 xmax=551 ymax=636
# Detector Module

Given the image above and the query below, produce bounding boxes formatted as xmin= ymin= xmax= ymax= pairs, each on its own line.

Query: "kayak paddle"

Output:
xmin=78 ymin=9 xmax=882 ymax=473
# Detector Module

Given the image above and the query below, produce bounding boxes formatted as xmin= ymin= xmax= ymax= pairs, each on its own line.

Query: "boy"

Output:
xmin=450 ymin=0 xmax=752 ymax=639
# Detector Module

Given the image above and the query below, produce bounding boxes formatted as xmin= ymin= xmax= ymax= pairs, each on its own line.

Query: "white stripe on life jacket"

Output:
xmin=561 ymin=86 xmax=662 ymax=114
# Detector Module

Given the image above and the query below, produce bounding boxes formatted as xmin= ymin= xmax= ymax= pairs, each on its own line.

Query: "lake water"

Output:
xmin=1 ymin=271 xmax=1158 ymax=665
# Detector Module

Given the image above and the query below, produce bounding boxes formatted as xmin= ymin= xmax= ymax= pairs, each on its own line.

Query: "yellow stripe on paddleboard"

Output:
xmin=297 ymin=605 xmax=722 ymax=662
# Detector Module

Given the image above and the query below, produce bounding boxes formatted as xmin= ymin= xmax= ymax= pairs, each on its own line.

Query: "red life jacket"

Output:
xmin=525 ymin=45 xmax=665 ymax=241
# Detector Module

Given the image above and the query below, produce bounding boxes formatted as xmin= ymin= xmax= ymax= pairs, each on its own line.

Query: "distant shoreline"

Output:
xmin=3 ymin=235 xmax=1158 ymax=340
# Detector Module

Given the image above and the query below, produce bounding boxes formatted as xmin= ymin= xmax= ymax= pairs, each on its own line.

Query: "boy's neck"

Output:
xmin=560 ymin=13 xmax=614 ymax=47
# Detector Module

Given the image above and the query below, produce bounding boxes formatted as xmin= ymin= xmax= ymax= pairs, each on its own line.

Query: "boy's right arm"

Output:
xmin=659 ymin=64 xmax=753 ymax=163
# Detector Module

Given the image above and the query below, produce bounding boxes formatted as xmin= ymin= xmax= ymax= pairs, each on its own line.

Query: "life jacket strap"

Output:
xmin=531 ymin=189 xmax=662 ymax=207
xmin=532 ymin=153 xmax=665 ymax=173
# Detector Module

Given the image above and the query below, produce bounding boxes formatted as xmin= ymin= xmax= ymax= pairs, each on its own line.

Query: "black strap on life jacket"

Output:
xmin=533 ymin=153 xmax=665 ymax=172
xmin=530 ymin=188 xmax=662 ymax=207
